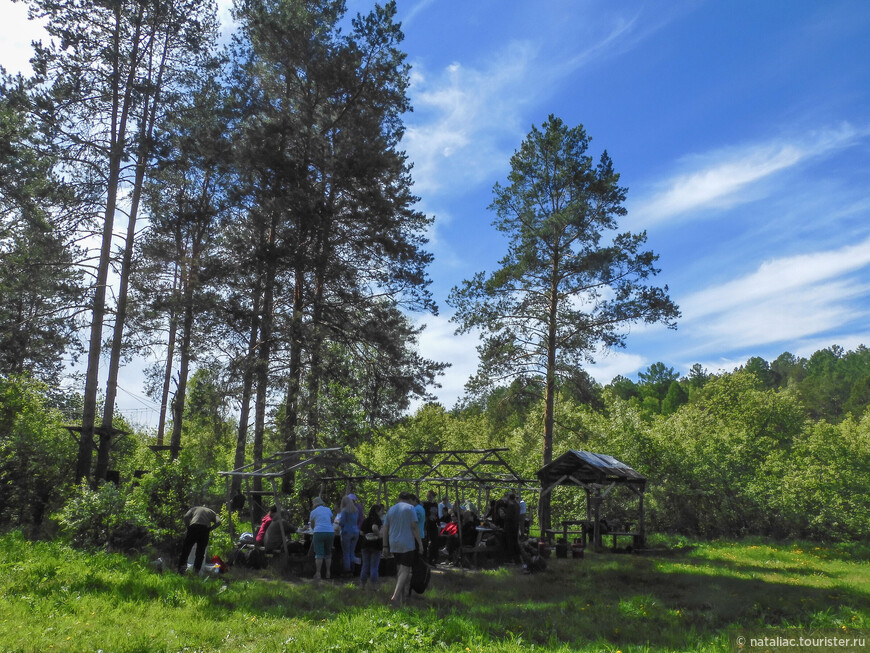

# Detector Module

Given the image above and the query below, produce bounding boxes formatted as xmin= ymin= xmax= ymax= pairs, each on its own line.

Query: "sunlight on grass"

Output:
xmin=1 ymin=531 xmax=869 ymax=651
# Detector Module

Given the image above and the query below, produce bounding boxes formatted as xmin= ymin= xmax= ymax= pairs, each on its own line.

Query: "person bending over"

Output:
xmin=178 ymin=505 xmax=221 ymax=574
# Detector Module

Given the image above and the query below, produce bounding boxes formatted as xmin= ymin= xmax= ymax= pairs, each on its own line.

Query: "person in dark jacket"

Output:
xmin=178 ymin=505 xmax=221 ymax=574
xmin=501 ymin=493 xmax=521 ymax=563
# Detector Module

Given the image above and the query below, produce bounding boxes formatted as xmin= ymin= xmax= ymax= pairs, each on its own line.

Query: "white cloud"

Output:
xmin=404 ymin=43 xmax=537 ymax=195
xmin=678 ymin=236 xmax=870 ymax=353
xmin=586 ymin=350 xmax=647 ymax=384
xmin=413 ymin=313 xmax=480 ymax=408
xmin=683 ymin=238 xmax=870 ymax=319
xmin=634 ymin=124 xmax=866 ymax=226
xmin=0 ymin=2 xmax=48 ymax=76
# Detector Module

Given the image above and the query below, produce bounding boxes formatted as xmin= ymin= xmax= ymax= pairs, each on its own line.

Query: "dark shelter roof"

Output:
xmin=536 ymin=450 xmax=646 ymax=490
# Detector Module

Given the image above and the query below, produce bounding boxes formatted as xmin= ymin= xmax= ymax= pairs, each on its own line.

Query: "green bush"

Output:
xmin=0 ymin=374 xmax=75 ymax=535
xmin=56 ymin=449 xmax=223 ymax=552
xmin=55 ymin=480 xmax=133 ymax=549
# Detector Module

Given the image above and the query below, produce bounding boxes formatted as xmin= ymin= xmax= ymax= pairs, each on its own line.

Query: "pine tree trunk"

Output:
xmin=156 ymin=267 xmax=180 ymax=446
xmin=98 ymin=29 xmax=170 ymax=480
xmin=169 ymin=241 xmax=200 ymax=460
xmin=231 ymin=284 xmax=261 ymax=496
xmin=75 ymin=2 xmax=144 ymax=484
xmin=251 ymin=263 xmax=275 ymax=501
xmin=540 ymin=253 xmax=560 ymax=533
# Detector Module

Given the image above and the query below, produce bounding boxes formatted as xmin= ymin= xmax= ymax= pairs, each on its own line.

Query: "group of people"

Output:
xmin=307 ymin=491 xmax=422 ymax=606
xmin=177 ymin=488 xmax=531 ymax=602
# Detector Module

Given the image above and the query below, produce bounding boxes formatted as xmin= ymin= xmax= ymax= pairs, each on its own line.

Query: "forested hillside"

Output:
xmin=1 ymin=0 xmax=868 ymax=553
xmin=2 ymin=345 xmax=870 ymax=548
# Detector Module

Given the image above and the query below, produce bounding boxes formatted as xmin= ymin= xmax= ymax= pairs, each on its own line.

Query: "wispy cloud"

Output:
xmin=0 ymin=3 xmax=48 ymax=77
xmin=679 ymin=237 xmax=870 ymax=351
xmin=403 ymin=4 xmax=681 ymax=199
xmin=634 ymin=124 xmax=866 ymax=226
xmin=400 ymin=0 xmax=438 ymax=28
xmin=404 ymin=42 xmax=538 ymax=196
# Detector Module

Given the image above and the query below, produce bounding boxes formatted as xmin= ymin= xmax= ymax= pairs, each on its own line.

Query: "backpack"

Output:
xmin=245 ymin=548 xmax=267 ymax=569
xmin=439 ymin=522 xmax=458 ymax=537
xmin=530 ymin=554 xmax=546 ymax=572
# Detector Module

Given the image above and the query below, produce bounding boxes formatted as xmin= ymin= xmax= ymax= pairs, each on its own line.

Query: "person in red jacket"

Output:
xmin=256 ymin=506 xmax=277 ymax=545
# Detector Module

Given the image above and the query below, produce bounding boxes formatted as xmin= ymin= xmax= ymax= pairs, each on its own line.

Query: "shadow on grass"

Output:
xmin=415 ymin=554 xmax=870 ymax=648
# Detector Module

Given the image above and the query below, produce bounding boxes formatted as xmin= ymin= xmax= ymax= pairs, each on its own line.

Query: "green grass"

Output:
xmin=1 ymin=532 xmax=869 ymax=652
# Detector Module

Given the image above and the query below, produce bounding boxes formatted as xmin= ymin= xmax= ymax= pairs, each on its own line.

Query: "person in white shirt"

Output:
xmin=518 ymin=495 xmax=529 ymax=535
xmin=437 ymin=496 xmax=452 ymax=521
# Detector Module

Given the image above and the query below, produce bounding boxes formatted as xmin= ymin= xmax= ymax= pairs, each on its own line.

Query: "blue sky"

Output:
xmin=2 ymin=0 xmax=870 ymax=419
xmin=389 ymin=0 xmax=870 ymax=405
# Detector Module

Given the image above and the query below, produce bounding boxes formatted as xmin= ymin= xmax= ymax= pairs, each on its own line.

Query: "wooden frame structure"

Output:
xmin=218 ymin=448 xmax=391 ymax=559
xmin=537 ymin=450 xmax=647 ymax=551
xmin=389 ymin=448 xmax=539 ymax=567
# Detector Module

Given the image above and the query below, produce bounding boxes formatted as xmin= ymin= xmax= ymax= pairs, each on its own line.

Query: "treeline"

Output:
xmin=0 ymin=0 xmax=444 ymax=491
xmin=364 ymin=346 xmax=870 ymax=542
xmin=3 ymin=345 xmax=869 ymax=548
xmin=609 ymin=346 xmax=870 ymax=423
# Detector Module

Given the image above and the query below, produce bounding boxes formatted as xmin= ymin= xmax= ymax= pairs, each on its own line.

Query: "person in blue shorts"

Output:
xmin=309 ymin=496 xmax=334 ymax=580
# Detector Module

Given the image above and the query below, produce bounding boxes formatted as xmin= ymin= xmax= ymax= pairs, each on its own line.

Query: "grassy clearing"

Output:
xmin=1 ymin=532 xmax=868 ymax=652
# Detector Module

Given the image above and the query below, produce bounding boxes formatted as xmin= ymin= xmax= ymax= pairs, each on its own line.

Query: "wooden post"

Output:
xmin=638 ymin=489 xmax=646 ymax=548
xmin=585 ymin=488 xmax=591 ymax=546
xmin=454 ymin=482 xmax=464 ymax=571
xmin=225 ymin=476 xmax=236 ymax=543
xmin=592 ymin=490 xmax=602 ymax=551
xmin=272 ymin=478 xmax=290 ymax=560
xmin=246 ymin=479 xmax=256 ymax=534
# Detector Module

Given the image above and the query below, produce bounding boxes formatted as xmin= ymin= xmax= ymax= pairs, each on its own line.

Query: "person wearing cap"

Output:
xmin=382 ymin=491 xmax=423 ymax=606
xmin=309 ymin=497 xmax=334 ymax=580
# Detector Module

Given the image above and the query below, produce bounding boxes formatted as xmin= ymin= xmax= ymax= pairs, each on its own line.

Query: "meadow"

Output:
xmin=1 ymin=532 xmax=868 ymax=652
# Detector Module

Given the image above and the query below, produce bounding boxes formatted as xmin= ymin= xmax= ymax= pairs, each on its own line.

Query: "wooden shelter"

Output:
xmin=390 ymin=447 xmax=538 ymax=508
xmin=536 ymin=450 xmax=647 ymax=551
xmin=390 ymin=448 xmax=539 ymax=565
xmin=218 ymin=448 xmax=390 ymax=557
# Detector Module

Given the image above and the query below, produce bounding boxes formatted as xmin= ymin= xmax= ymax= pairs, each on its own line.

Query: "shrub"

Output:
xmin=56 ymin=449 xmax=222 ymax=552
xmin=0 ymin=375 xmax=75 ymax=534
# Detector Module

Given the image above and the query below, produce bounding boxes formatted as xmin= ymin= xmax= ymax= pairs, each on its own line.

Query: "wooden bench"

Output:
xmin=544 ymin=520 xmax=592 ymax=546
xmin=546 ymin=521 xmax=640 ymax=550
xmin=607 ymin=531 xmax=640 ymax=549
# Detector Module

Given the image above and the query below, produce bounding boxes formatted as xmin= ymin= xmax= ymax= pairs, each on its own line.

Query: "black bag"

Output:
xmin=245 ymin=548 xmax=267 ymax=569
xmin=529 ymin=554 xmax=546 ymax=572
xmin=409 ymin=552 xmax=431 ymax=594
